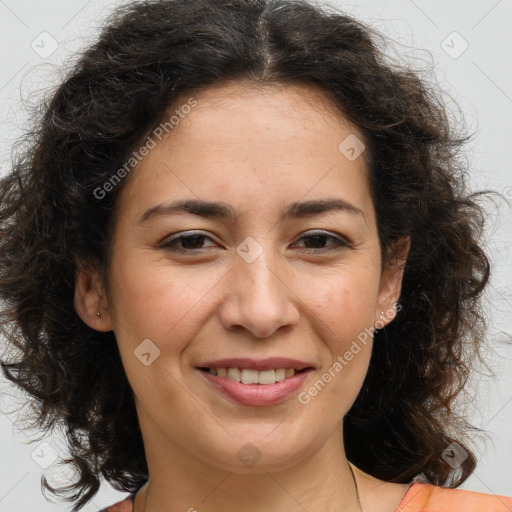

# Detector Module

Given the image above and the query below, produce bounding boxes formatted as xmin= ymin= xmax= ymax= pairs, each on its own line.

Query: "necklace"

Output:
xmin=138 ymin=462 xmax=363 ymax=512
xmin=348 ymin=461 xmax=363 ymax=512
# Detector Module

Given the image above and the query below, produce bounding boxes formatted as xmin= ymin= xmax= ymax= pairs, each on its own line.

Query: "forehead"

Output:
xmin=116 ymin=80 xmax=373 ymax=222
xmin=168 ymin=80 xmax=362 ymax=149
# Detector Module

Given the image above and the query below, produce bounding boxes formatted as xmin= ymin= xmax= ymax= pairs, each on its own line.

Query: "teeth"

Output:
xmin=241 ymin=369 xmax=259 ymax=384
xmin=227 ymin=368 xmax=241 ymax=382
xmin=275 ymin=369 xmax=286 ymax=382
xmin=208 ymin=367 xmax=298 ymax=385
xmin=258 ymin=370 xmax=275 ymax=385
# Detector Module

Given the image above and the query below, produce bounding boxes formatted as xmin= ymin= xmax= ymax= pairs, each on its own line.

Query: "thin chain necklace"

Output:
xmin=348 ymin=461 xmax=363 ymax=512
xmin=138 ymin=462 xmax=363 ymax=512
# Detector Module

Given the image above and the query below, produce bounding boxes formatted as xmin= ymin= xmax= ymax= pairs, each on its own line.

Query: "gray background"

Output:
xmin=0 ymin=0 xmax=511 ymax=510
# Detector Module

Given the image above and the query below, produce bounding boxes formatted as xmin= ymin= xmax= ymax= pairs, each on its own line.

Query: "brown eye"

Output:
xmin=294 ymin=231 xmax=349 ymax=252
xmin=160 ymin=232 xmax=217 ymax=252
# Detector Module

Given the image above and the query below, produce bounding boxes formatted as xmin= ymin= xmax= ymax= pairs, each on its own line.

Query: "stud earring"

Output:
xmin=96 ymin=311 xmax=101 ymax=319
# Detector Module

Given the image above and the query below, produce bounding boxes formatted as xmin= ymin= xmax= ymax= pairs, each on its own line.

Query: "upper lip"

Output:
xmin=196 ymin=358 xmax=314 ymax=371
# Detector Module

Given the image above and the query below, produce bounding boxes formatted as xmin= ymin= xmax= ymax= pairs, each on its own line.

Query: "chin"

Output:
xmin=199 ymin=433 xmax=314 ymax=474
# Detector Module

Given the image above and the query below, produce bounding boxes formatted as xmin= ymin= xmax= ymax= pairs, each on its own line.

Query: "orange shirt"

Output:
xmin=395 ymin=482 xmax=512 ymax=511
xmin=100 ymin=482 xmax=512 ymax=511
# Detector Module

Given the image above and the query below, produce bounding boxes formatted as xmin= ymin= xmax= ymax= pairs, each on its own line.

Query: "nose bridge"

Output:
xmin=243 ymin=250 xmax=284 ymax=304
xmin=220 ymin=241 xmax=299 ymax=337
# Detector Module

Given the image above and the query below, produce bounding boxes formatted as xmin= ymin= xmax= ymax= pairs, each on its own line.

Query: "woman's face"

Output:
xmin=79 ymin=81 xmax=406 ymax=473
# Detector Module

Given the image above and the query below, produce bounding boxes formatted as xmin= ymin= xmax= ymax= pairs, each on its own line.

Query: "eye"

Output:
xmin=159 ymin=229 xmax=350 ymax=254
xmin=293 ymin=230 xmax=350 ymax=252
xmin=160 ymin=231 xmax=218 ymax=252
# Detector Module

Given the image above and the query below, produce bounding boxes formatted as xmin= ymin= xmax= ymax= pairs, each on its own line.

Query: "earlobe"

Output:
xmin=74 ymin=264 xmax=112 ymax=332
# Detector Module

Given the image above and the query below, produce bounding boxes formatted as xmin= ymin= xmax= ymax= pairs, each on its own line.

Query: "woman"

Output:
xmin=0 ymin=0 xmax=510 ymax=511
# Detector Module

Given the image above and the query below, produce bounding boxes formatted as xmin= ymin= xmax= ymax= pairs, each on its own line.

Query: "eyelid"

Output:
xmin=299 ymin=229 xmax=349 ymax=241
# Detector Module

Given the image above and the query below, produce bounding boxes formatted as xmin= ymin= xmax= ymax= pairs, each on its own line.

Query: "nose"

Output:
xmin=218 ymin=250 xmax=300 ymax=338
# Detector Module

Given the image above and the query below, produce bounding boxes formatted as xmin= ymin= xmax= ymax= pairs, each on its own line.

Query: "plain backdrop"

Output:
xmin=0 ymin=0 xmax=511 ymax=510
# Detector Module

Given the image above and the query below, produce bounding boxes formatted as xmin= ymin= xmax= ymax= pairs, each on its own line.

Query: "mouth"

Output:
xmin=197 ymin=366 xmax=311 ymax=385
xmin=195 ymin=360 xmax=315 ymax=407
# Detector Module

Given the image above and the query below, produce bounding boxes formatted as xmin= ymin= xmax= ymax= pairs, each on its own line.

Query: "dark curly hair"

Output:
xmin=0 ymin=0 xmax=495 ymax=510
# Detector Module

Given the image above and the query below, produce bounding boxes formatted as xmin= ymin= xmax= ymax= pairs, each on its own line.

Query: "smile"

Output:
xmin=200 ymin=367 xmax=300 ymax=385
xmin=196 ymin=367 xmax=314 ymax=407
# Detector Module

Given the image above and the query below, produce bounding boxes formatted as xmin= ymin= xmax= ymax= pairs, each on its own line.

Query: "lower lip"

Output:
xmin=197 ymin=368 xmax=314 ymax=406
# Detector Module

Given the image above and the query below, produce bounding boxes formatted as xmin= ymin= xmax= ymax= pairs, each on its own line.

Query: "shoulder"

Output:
xmin=397 ymin=482 xmax=512 ymax=512
xmin=98 ymin=494 xmax=135 ymax=512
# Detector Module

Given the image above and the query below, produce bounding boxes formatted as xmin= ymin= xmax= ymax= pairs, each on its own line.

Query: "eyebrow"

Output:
xmin=137 ymin=198 xmax=366 ymax=225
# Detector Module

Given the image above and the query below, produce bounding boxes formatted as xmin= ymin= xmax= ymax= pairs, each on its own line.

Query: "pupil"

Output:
xmin=306 ymin=235 xmax=326 ymax=248
xmin=182 ymin=235 xmax=204 ymax=249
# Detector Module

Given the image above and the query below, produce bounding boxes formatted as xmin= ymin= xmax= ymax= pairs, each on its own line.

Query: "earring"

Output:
xmin=96 ymin=311 xmax=101 ymax=319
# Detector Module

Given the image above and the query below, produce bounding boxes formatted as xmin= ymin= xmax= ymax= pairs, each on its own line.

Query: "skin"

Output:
xmin=75 ymin=81 xmax=411 ymax=512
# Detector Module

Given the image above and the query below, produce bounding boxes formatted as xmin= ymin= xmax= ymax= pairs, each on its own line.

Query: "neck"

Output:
xmin=134 ymin=425 xmax=363 ymax=512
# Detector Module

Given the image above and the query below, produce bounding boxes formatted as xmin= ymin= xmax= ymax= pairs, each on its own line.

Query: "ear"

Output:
xmin=74 ymin=262 xmax=113 ymax=332
xmin=375 ymin=236 xmax=410 ymax=328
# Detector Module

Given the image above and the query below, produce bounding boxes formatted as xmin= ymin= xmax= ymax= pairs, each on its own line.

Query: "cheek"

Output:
xmin=308 ymin=270 xmax=380 ymax=328
xmin=109 ymin=261 xmax=173 ymax=333
xmin=301 ymin=266 xmax=380 ymax=390
xmin=305 ymin=276 xmax=376 ymax=408
xmin=107 ymin=251 xmax=221 ymax=352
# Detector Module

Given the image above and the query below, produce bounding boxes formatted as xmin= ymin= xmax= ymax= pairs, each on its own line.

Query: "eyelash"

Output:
xmin=160 ymin=230 xmax=350 ymax=254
